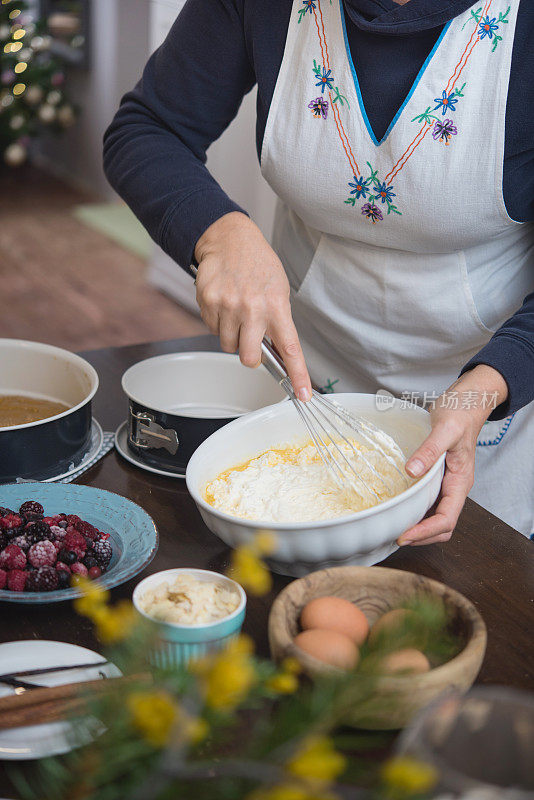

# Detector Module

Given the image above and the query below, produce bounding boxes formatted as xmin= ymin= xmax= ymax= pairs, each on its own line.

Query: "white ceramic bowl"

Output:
xmin=186 ymin=394 xmax=445 ymax=577
xmin=132 ymin=568 xmax=247 ymax=668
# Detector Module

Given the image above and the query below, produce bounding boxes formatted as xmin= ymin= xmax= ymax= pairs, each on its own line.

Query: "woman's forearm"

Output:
xmin=460 ymin=291 xmax=534 ymax=419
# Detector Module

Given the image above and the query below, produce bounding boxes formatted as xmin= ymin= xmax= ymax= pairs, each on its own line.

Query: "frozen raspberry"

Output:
xmin=51 ymin=539 xmax=63 ymax=554
xmin=7 ymin=569 xmax=27 ymax=592
xmin=71 ymin=562 xmax=88 ymax=577
xmin=0 ymin=544 xmax=27 ymax=571
xmin=11 ymin=535 xmax=30 ymax=552
xmin=28 ymin=540 xmax=57 ymax=568
xmin=98 ymin=532 xmax=111 ymax=541
xmin=88 ymin=566 xmax=102 ymax=580
xmin=28 ymin=565 xmax=58 ymax=592
xmin=0 ymin=513 xmax=24 ymax=532
xmin=64 ymin=530 xmax=86 ymax=554
xmin=92 ymin=539 xmax=112 ymax=569
xmin=76 ymin=520 xmax=98 ymax=539
xmin=66 ymin=514 xmax=82 ymax=527
xmin=56 ymin=561 xmax=70 ymax=574
xmin=19 ymin=501 xmax=44 ymax=517
xmin=25 ymin=521 xmax=51 ymax=544
xmin=49 ymin=525 xmax=66 ymax=540
xmin=0 ymin=569 xmax=6 ymax=589
xmin=43 ymin=516 xmax=59 ymax=526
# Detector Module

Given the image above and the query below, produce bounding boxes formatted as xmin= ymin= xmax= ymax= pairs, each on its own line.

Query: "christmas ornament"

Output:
xmin=4 ymin=141 xmax=26 ymax=166
xmin=24 ymin=84 xmax=43 ymax=105
xmin=46 ymin=89 xmax=61 ymax=105
xmin=16 ymin=47 xmax=32 ymax=62
xmin=9 ymin=113 xmax=24 ymax=130
xmin=57 ymin=104 xmax=75 ymax=127
xmin=1 ymin=69 xmax=15 ymax=85
xmin=38 ymin=103 xmax=55 ymax=123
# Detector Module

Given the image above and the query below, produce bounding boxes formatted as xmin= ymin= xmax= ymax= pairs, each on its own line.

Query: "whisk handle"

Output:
xmin=260 ymin=339 xmax=289 ymax=383
xmin=189 ymin=263 xmax=289 ymax=384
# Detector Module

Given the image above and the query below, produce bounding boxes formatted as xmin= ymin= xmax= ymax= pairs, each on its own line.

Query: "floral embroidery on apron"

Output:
xmin=298 ymin=0 xmax=511 ymax=222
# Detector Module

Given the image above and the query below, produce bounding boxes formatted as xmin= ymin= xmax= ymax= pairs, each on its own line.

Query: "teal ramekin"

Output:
xmin=132 ymin=568 xmax=246 ymax=668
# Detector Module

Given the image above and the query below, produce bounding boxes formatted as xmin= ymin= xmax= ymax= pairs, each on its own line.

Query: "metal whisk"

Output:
xmin=260 ymin=339 xmax=409 ymax=502
xmin=189 ymin=264 xmax=407 ymax=502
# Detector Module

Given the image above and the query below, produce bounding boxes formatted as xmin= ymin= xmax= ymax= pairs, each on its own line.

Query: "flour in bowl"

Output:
xmin=204 ymin=440 xmax=412 ymax=523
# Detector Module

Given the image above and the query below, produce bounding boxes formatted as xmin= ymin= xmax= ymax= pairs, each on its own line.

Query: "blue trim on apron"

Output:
xmin=339 ymin=0 xmax=453 ymax=146
xmin=476 ymin=414 xmax=515 ymax=447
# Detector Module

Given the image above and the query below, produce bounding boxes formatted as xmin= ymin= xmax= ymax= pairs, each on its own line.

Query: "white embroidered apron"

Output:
xmin=260 ymin=0 xmax=534 ymax=536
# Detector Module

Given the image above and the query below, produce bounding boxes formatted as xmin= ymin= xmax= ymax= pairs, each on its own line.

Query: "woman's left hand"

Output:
xmin=397 ymin=364 xmax=508 ymax=546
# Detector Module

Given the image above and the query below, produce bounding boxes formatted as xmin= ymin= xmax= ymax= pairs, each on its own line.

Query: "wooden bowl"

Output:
xmin=268 ymin=566 xmax=487 ymax=730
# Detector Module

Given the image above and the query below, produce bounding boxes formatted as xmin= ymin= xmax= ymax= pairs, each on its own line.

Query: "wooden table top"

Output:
xmin=1 ymin=335 xmax=533 ymax=788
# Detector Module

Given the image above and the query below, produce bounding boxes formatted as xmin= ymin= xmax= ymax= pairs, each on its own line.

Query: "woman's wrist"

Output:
xmin=194 ymin=211 xmax=252 ymax=263
xmin=445 ymin=364 xmax=509 ymax=424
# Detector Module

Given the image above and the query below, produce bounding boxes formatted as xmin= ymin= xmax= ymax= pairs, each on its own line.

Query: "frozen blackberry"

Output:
xmin=32 ymin=566 xmax=59 ymax=592
xmin=92 ymin=539 xmax=112 ymax=569
xmin=0 ymin=507 xmax=13 ymax=517
xmin=25 ymin=571 xmax=41 ymax=592
xmin=19 ymin=501 xmax=44 ymax=518
xmin=25 ymin=521 xmax=51 ymax=544
xmin=0 ymin=532 xmax=7 ymax=551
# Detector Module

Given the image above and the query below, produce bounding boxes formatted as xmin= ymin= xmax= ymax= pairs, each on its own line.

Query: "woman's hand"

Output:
xmin=398 ymin=365 xmax=509 ymax=546
xmin=194 ymin=212 xmax=312 ymax=401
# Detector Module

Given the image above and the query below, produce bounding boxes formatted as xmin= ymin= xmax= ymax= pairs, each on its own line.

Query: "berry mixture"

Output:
xmin=0 ymin=501 xmax=114 ymax=593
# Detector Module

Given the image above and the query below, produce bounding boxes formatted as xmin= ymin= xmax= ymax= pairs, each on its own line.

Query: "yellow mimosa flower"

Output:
xmin=253 ymin=530 xmax=278 ymax=556
xmin=266 ymin=672 xmax=299 ymax=694
xmin=287 ymin=737 xmax=346 ymax=788
xmin=72 ymin=576 xmax=110 ymax=617
xmin=381 ymin=756 xmax=438 ymax=796
xmin=229 ymin=545 xmax=272 ymax=595
xmin=194 ymin=635 xmax=256 ymax=711
xmin=127 ymin=690 xmax=177 ymax=748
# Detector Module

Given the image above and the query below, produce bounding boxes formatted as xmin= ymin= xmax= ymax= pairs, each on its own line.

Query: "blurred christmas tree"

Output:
xmin=0 ymin=0 xmax=76 ymax=167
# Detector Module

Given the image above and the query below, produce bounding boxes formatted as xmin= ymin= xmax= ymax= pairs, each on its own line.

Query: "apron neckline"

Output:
xmin=339 ymin=0 xmax=451 ymax=146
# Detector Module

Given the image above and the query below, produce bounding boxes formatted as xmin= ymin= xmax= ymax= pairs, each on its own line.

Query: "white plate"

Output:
xmin=114 ymin=421 xmax=186 ymax=479
xmin=0 ymin=640 xmax=121 ymax=760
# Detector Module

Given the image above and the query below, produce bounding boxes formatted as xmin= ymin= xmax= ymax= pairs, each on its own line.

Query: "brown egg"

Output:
xmin=294 ymin=629 xmax=360 ymax=670
xmin=368 ymin=608 xmax=418 ymax=647
xmin=379 ymin=648 xmax=431 ymax=675
xmin=300 ymin=596 xmax=369 ymax=645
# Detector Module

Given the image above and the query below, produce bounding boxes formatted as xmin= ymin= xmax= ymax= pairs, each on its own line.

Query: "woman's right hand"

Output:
xmin=194 ymin=211 xmax=312 ymax=401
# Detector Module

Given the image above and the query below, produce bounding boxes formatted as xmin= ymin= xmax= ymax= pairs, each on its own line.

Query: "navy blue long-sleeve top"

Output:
xmin=103 ymin=0 xmax=534 ymax=419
